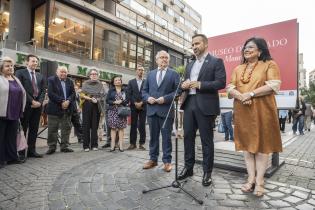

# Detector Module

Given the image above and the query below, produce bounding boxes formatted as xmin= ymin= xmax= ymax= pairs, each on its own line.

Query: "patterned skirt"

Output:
xmin=108 ymin=107 xmax=127 ymax=129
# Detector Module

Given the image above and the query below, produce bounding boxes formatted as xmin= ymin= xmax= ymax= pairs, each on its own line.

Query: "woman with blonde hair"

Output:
xmin=0 ymin=57 xmax=26 ymax=167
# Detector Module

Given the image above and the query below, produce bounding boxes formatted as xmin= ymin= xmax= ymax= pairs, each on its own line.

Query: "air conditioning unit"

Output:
xmin=173 ymin=17 xmax=178 ymax=23
xmin=170 ymin=0 xmax=175 ymax=5
xmin=143 ymin=0 xmax=148 ymax=2
xmin=194 ymin=30 xmax=198 ymax=34
xmin=145 ymin=15 xmax=151 ymax=20
xmin=180 ymin=7 xmax=184 ymax=13
xmin=161 ymin=25 xmax=166 ymax=29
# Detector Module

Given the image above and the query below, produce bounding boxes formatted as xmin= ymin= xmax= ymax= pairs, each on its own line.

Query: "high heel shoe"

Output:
xmin=119 ymin=147 xmax=124 ymax=152
xmin=241 ymin=182 xmax=255 ymax=193
xmin=109 ymin=147 xmax=115 ymax=152
xmin=255 ymin=184 xmax=264 ymax=197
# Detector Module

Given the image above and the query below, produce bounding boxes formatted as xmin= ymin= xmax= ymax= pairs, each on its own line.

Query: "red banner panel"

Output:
xmin=208 ymin=19 xmax=298 ymax=108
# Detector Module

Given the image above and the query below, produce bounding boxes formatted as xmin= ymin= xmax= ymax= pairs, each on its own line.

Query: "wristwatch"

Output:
xmin=250 ymin=92 xmax=255 ymax=97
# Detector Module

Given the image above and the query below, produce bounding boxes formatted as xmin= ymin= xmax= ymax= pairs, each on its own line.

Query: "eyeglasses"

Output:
xmin=159 ymin=56 xmax=169 ymax=59
xmin=243 ymin=46 xmax=258 ymax=50
xmin=90 ymin=73 xmax=98 ymax=75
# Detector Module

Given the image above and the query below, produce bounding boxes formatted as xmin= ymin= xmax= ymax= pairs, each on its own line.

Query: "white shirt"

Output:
xmin=27 ymin=68 xmax=37 ymax=85
xmin=136 ymin=78 xmax=143 ymax=91
xmin=156 ymin=67 xmax=167 ymax=85
xmin=189 ymin=53 xmax=208 ymax=94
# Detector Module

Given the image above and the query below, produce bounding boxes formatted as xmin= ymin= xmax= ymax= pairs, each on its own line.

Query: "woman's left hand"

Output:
xmin=241 ymin=92 xmax=252 ymax=102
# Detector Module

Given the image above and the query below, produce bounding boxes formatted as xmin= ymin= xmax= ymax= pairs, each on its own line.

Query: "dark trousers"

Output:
xmin=221 ymin=111 xmax=234 ymax=140
xmin=292 ymin=115 xmax=304 ymax=134
xmin=47 ymin=114 xmax=72 ymax=150
xmin=82 ymin=101 xmax=100 ymax=149
xmin=147 ymin=114 xmax=173 ymax=163
xmin=183 ymin=96 xmax=215 ymax=173
xmin=129 ymin=107 xmax=146 ymax=145
xmin=20 ymin=105 xmax=41 ymax=153
xmin=0 ymin=119 xmax=19 ymax=162
xmin=72 ymin=111 xmax=83 ymax=142
xmin=279 ymin=117 xmax=286 ymax=131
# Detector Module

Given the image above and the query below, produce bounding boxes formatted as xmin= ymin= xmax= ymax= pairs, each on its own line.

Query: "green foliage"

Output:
xmin=301 ymin=81 xmax=315 ymax=106
xmin=175 ymin=65 xmax=185 ymax=78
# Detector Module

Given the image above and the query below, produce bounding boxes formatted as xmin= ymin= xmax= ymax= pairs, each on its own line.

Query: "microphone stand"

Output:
xmin=142 ymin=81 xmax=203 ymax=205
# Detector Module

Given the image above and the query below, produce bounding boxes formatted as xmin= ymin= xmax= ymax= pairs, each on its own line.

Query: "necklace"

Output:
xmin=240 ymin=61 xmax=258 ymax=84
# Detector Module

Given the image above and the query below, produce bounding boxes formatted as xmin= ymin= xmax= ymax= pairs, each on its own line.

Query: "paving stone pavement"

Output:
xmin=0 ymin=124 xmax=315 ymax=210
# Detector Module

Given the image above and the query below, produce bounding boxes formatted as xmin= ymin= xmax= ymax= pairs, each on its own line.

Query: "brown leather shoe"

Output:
xmin=143 ymin=160 xmax=157 ymax=169
xmin=139 ymin=144 xmax=146 ymax=150
xmin=163 ymin=163 xmax=172 ymax=172
xmin=127 ymin=144 xmax=136 ymax=150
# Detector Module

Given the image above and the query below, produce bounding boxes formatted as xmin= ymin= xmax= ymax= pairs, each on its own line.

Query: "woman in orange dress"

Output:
xmin=227 ymin=37 xmax=282 ymax=197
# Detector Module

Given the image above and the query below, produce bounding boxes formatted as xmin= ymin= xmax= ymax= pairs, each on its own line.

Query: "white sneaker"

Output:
xmin=84 ymin=148 xmax=90 ymax=152
xmin=92 ymin=147 xmax=98 ymax=151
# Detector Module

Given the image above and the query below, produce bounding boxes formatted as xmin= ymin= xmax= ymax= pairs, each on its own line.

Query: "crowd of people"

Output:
xmin=1 ymin=34 xmax=315 ymax=198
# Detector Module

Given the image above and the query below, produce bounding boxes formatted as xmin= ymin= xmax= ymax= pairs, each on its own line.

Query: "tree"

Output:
xmin=175 ymin=65 xmax=185 ymax=79
xmin=300 ymin=81 xmax=315 ymax=106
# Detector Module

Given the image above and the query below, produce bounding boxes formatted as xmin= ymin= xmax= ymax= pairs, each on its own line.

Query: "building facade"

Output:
xmin=299 ymin=53 xmax=307 ymax=89
xmin=0 ymin=0 xmax=201 ymax=85
xmin=309 ymin=69 xmax=315 ymax=86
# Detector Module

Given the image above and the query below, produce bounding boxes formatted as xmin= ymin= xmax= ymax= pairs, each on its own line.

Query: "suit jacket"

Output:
xmin=142 ymin=68 xmax=180 ymax=118
xmin=127 ymin=78 xmax=146 ymax=111
xmin=15 ymin=68 xmax=46 ymax=105
xmin=46 ymin=75 xmax=75 ymax=116
xmin=180 ymin=54 xmax=226 ymax=115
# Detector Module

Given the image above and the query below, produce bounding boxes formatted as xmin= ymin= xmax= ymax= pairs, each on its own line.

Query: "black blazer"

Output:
xmin=15 ymin=68 xmax=46 ymax=105
xmin=46 ymin=76 xmax=75 ymax=116
xmin=106 ymin=88 xmax=129 ymax=109
xmin=180 ymin=54 xmax=226 ymax=115
xmin=127 ymin=78 xmax=146 ymax=110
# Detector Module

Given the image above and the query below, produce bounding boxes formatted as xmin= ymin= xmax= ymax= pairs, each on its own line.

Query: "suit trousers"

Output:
xmin=183 ymin=96 xmax=216 ymax=173
xmin=129 ymin=107 xmax=146 ymax=145
xmin=82 ymin=101 xmax=100 ymax=149
xmin=279 ymin=117 xmax=286 ymax=132
xmin=0 ymin=119 xmax=19 ymax=162
xmin=20 ymin=105 xmax=41 ymax=152
xmin=47 ymin=114 xmax=72 ymax=150
xmin=147 ymin=114 xmax=173 ymax=163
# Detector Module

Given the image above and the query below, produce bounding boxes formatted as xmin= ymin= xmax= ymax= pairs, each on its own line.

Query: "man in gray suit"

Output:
xmin=142 ymin=50 xmax=180 ymax=172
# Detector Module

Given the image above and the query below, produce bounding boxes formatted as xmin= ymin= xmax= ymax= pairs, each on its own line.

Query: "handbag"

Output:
xmin=218 ymin=119 xmax=225 ymax=133
xmin=16 ymin=121 xmax=28 ymax=151
xmin=117 ymin=106 xmax=131 ymax=117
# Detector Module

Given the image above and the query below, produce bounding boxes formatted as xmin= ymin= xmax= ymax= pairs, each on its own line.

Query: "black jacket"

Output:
xmin=106 ymin=87 xmax=129 ymax=109
xmin=127 ymin=78 xmax=146 ymax=111
xmin=46 ymin=76 xmax=75 ymax=116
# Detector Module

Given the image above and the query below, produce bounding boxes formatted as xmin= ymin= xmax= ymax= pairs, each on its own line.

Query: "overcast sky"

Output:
xmin=184 ymin=0 xmax=315 ymax=72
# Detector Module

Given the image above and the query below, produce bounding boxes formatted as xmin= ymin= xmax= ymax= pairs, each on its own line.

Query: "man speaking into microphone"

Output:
xmin=179 ymin=34 xmax=226 ymax=186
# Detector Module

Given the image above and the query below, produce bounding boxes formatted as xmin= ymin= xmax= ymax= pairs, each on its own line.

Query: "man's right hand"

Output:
xmin=148 ymin=97 xmax=156 ymax=105
xmin=181 ymin=79 xmax=191 ymax=90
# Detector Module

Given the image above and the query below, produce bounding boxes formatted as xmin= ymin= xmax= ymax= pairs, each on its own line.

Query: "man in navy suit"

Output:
xmin=46 ymin=66 xmax=75 ymax=154
xmin=127 ymin=65 xmax=146 ymax=150
xmin=179 ymin=34 xmax=226 ymax=186
xmin=142 ymin=50 xmax=180 ymax=172
xmin=15 ymin=54 xmax=45 ymax=158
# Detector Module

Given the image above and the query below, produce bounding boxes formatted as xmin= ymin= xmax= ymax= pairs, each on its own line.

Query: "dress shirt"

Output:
xmin=27 ymin=68 xmax=37 ymax=85
xmin=60 ymin=79 xmax=67 ymax=100
xmin=189 ymin=53 xmax=208 ymax=94
xmin=136 ymin=78 xmax=143 ymax=91
xmin=279 ymin=110 xmax=288 ymax=118
xmin=156 ymin=67 xmax=167 ymax=85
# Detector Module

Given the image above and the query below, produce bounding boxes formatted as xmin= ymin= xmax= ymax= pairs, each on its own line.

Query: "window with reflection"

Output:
xmin=0 ymin=0 xmax=10 ymax=40
xmin=137 ymin=37 xmax=153 ymax=70
xmin=34 ymin=2 xmax=93 ymax=58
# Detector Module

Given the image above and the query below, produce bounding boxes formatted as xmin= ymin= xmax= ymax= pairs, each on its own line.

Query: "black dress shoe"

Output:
xmin=46 ymin=148 xmax=56 ymax=155
xmin=28 ymin=151 xmax=43 ymax=158
xmin=7 ymin=159 xmax=24 ymax=165
xmin=202 ymin=172 xmax=212 ymax=187
xmin=178 ymin=167 xmax=193 ymax=180
xmin=102 ymin=143 xmax=111 ymax=148
xmin=60 ymin=148 xmax=74 ymax=153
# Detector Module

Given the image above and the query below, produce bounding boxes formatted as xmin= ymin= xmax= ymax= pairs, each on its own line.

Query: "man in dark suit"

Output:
xmin=142 ymin=50 xmax=180 ymax=172
xmin=46 ymin=66 xmax=75 ymax=154
xmin=127 ymin=65 xmax=146 ymax=150
xmin=15 ymin=54 xmax=45 ymax=158
xmin=178 ymin=34 xmax=226 ymax=186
